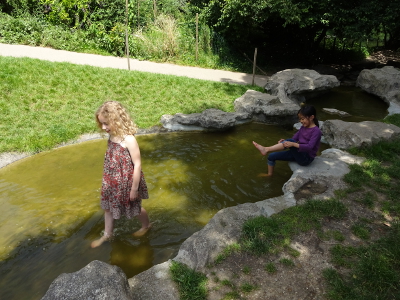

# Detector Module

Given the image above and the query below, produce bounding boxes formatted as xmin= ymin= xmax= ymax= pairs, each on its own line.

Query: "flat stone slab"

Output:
xmin=160 ymin=108 xmax=251 ymax=131
xmin=322 ymin=119 xmax=400 ymax=149
xmin=322 ymin=108 xmax=351 ymax=117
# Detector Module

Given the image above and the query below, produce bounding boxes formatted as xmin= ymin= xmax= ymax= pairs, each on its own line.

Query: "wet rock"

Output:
xmin=264 ymin=69 xmax=340 ymax=104
xmin=234 ymin=90 xmax=299 ymax=125
xmin=160 ymin=108 xmax=251 ymax=131
xmin=322 ymin=108 xmax=351 ymax=117
xmin=356 ymin=66 xmax=400 ymax=115
xmin=322 ymin=119 xmax=400 ymax=149
xmin=41 ymin=260 xmax=133 ymax=300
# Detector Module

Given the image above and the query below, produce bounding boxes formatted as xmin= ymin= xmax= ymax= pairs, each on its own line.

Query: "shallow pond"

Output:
xmin=0 ymin=123 xmax=298 ymax=300
xmin=0 ymin=86 xmax=388 ymax=299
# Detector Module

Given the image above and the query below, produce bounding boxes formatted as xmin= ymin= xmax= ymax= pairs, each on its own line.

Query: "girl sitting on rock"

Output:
xmin=253 ymin=105 xmax=322 ymax=176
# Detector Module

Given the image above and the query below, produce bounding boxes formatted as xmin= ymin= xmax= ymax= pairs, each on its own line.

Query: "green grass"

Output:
xmin=324 ymin=224 xmax=400 ymax=299
xmin=264 ymin=262 xmax=277 ymax=274
xmin=279 ymin=258 xmax=295 ymax=267
xmin=321 ymin=136 xmax=400 ymax=299
xmin=214 ymin=243 xmax=241 ymax=264
xmin=0 ymin=56 xmax=262 ymax=153
xmin=242 ymin=266 xmax=251 ymax=274
xmin=240 ymin=199 xmax=347 ymax=255
xmin=170 ymin=261 xmax=208 ymax=300
xmin=240 ymin=282 xmax=257 ymax=293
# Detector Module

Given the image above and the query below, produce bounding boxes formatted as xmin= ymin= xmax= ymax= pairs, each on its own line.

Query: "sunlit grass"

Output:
xmin=240 ymin=199 xmax=347 ymax=255
xmin=0 ymin=56 xmax=262 ymax=153
xmin=170 ymin=261 xmax=208 ymax=300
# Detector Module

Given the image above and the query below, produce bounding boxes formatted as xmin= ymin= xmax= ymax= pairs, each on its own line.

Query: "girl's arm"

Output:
xmin=125 ymin=135 xmax=142 ymax=201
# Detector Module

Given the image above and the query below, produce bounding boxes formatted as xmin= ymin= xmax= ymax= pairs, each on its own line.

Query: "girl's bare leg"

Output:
xmin=253 ymin=141 xmax=285 ymax=156
xmin=258 ymin=165 xmax=275 ymax=177
xmin=91 ymin=210 xmax=114 ymax=248
xmin=133 ymin=207 xmax=152 ymax=237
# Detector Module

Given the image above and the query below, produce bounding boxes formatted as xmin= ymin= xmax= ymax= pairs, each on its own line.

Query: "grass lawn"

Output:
xmin=0 ymin=56 xmax=262 ymax=153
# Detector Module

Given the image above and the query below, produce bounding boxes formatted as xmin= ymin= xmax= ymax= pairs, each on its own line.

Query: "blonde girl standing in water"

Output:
xmin=91 ymin=101 xmax=151 ymax=248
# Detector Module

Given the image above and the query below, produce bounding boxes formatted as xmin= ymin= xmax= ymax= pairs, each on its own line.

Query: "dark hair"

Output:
xmin=298 ymin=105 xmax=319 ymax=127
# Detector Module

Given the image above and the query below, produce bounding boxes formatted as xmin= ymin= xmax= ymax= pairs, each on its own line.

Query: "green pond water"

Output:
xmin=0 ymin=86 xmax=388 ymax=300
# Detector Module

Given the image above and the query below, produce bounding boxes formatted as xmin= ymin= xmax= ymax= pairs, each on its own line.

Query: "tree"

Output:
xmin=195 ymin=0 xmax=400 ymax=64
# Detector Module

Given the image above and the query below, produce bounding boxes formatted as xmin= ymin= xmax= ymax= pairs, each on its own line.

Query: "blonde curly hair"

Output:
xmin=95 ymin=101 xmax=137 ymax=137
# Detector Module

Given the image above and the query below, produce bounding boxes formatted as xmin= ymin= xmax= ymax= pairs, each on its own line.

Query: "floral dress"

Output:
xmin=101 ymin=139 xmax=149 ymax=219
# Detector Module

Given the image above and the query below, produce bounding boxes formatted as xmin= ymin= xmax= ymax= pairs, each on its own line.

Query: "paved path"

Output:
xmin=0 ymin=43 xmax=270 ymax=87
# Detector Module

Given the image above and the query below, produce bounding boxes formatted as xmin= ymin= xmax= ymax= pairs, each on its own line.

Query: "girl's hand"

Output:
xmin=283 ymin=141 xmax=292 ymax=148
xmin=130 ymin=189 xmax=139 ymax=201
xmin=278 ymin=139 xmax=285 ymax=143
xmin=283 ymin=141 xmax=299 ymax=148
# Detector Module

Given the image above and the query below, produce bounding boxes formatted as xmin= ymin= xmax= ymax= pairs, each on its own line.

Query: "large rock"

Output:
xmin=264 ymin=69 xmax=340 ymax=104
xmin=233 ymin=89 xmax=299 ymax=125
xmin=128 ymin=260 xmax=180 ymax=300
xmin=41 ymin=260 xmax=133 ymax=300
xmin=322 ymin=119 xmax=400 ymax=149
xmin=356 ymin=66 xmax=400 ymax=115
xmin=160 ymin=108 xmax=251 ymax=131
xmin=173 ymin=195 xmax=296 ymax=272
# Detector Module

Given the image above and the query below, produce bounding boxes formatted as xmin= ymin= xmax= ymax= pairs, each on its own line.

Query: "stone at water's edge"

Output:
xmin=160 ymin=108 xmax=251 ymax=131
xmin=233 ymin=90 xmax=299 ymax=125
xmin=356 ymin=66 xmax=400 ymax=115
xmin=160 ymin=69 xmax=341 ymax=131
xmin=41 ymin=260 xmax=133 ymax=300
xmin=322 ymin=108 xmax=351 ymax=117
xmin=322 ymin=119 xmax=400 ymax=149
xmin=128 ymin=261 xmax=180 ymax=300
xmin=264 ymin=69 xmax=340 ymax=104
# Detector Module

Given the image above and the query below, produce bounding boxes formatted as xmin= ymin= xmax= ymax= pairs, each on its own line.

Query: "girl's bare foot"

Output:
xmin=257 ymin=173 xmax=272 ymax=177
xmin=252 ymin=141 xmax=267 ymax=156
xmin=90 ymin=234 xmax=111 ymax=248
xmin=132 ymin=223 xmax=153 ymax=238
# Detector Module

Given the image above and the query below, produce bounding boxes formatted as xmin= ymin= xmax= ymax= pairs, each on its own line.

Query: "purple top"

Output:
xmin=292 ymin=126 xmax=322 ymax=158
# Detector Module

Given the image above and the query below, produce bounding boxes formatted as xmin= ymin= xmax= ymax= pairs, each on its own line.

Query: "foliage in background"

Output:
xmin=2 ymin=0 xmax=396 ymax=69
xmin=197 ymin=0 xmax=400 ymax=64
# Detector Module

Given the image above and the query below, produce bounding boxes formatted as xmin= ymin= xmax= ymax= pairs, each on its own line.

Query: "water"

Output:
xmin=0 ymin=123 xmax=294 ymax=300
xmin=308 ymin=86 xmax=388 ymax=122
xmin=0 ymin=86 xmax=389 ymax=299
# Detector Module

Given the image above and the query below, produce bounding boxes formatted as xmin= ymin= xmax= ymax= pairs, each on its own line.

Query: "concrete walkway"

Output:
xmin=0 ymin=43 xmax=270 ymax=87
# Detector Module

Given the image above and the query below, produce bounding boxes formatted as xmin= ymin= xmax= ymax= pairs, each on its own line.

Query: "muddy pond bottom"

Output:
xmin=0 ymin=123 xmax=300 ymax=300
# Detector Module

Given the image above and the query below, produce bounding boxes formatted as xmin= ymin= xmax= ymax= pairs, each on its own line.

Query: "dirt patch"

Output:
xmin=294 ymin=181 xmax=328 ymax=201
xmin=204 ymin=186 xmax=391 ymax=300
